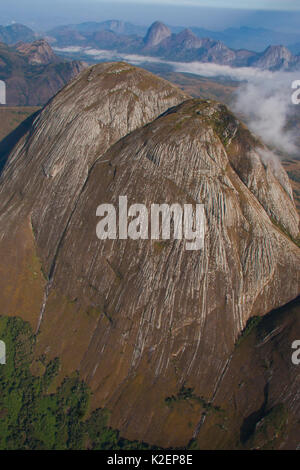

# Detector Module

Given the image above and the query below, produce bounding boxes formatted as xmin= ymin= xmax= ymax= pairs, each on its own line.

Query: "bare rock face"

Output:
xmin=149 ymin=31 xmax=238 ymax=65
xmin=15 ymin=39 xmax=58 ymax=65
xmin=196 ymin=297 xmax=300 ymax=450
xmin=0 ymin=62 xmax=189 ymax=274
xmin=0 ymin=65 xmax=299 ymax=447
xmin=250 ymin=45 xmax=299 ymax=71
xmin=171 ymin=29 xmax=202 ymax=49
xmin=144 ymin=21 xmax=172 ymax=48
xmin=207 ymin=104 xmax=299 ymax=238
xmin=43 ymin=99 xmax=299 ymax=444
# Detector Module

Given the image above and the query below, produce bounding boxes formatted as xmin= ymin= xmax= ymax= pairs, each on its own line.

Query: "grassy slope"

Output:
xmin=0 ymin=106 xmax=40 ymax=172
xmin=0 ymin=107 xmax=40 ymax=142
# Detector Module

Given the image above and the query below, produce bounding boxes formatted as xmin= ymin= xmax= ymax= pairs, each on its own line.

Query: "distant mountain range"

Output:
xmin=48 ymin=20 xmax=148 ymax=38
xmin=1 ymin=21 xmax=300 ymax=72
xmin=190 ymin=26 xmax=300 ymax=53
xmin=47 ymin=20 xmax=300 ymax=52
xmin=48 ymin=21 xmax=300 ymax=71
xmin=0 ymin=23 xmax=37 ymax=44
xmin=0 ymin=39 xmax=86 ymax=105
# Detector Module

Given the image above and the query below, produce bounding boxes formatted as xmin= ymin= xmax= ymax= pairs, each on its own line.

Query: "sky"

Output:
xmin=1 ymin=0 xmax=300 ymax=32
xmin=94 ymin=0 xmax=300 ymax=10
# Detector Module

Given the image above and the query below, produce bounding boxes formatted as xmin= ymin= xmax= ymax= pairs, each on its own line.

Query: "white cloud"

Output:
xmin=170 ymin=62 xmax=299 ymax=154
xmin=231 ymin=72 xmax=300 ymax=154
xmin=55 ymin=46 xmax=300 ymax=154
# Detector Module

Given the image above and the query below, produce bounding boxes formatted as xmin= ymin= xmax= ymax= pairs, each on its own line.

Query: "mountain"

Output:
xmin=145 ymin=24 xmax=300 ymax=69
xmin=0 ymin=23 xmax=37 ymax=45
xmin=153 ymin=30 xmax=238 ymax=64
xmin=143 ymin=21 xmax=172 ymax=48
xmin=89 ymin=30 xmax=140 ymax=52
xmin=0 ymin=63 xmax=299 ymax=448
xmin=50 ymin=21 xmax=300 ymax=71
xmin=15 ymin=39 xmax=58 ymax=65
xmin=190 ymin=26 xmax=300 ymax=53
xmin=47 ymin=20 xmax=147 ymax=45
xmin=0 ymin=40 xmax=86 ymax=105
xmin=76 ymin=20 xmax=147 ymax=36
xmin=249 ymin=45 xmax=299 ymax=71
xmin=48 ymin=21 xmax=300 ymax=53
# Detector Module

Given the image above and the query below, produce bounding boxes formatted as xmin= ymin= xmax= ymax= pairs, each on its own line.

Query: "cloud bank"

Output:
xmin=231 ymin=73 xmax=299 ymax=155
xmin=170 ymin=62 xmax=300 ymax=155
xmin=56 ymin=46 xmax=300 ymax=155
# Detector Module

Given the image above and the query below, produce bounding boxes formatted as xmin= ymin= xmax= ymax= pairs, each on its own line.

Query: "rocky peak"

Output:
xmin=0 ymin=62 xmax=189 ymax=273
xmin=252 ymin=44 xmax=294 ymax=70
xmin=15 ymin=39 xmax=57 ymax=65
xmin=264 ymin=45 xmax=293 ymax=59
xmin=144 ymin=21 xmax=172 ymax=48
xmin=173 ymin=28 xmax=203 ymax=49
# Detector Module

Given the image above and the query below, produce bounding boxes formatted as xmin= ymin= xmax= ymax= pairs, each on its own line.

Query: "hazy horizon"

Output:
xmin=1 ymin=0 xmax=300 ymax=33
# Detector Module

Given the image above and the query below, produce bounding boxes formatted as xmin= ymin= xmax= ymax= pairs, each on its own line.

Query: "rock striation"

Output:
xmin=0 ymin=63 xmax=299 ymax=447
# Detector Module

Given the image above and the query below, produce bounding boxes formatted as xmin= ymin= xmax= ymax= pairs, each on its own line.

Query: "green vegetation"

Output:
xmin=0 ymin=107 xmax=40 ymax=172
xmin=235 ymin=316 xmax=262 ymax=347
xmin=0 ymin=316 xmax=153 ymax=450
xmin=165 ymin=385 xmax=222 ymax=415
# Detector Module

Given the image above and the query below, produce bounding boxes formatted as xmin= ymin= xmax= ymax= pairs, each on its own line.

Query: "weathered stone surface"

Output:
xmin=0 ymin=62 xmax=189 ymax=274
xmin=0 ymin=64 xmax=299 ymax=447
xmin=15 ymin=39 xmax=58 ymax=65
xmin=144 ymin=21 xmax=172 ymax=48
xmin=195 ymin=297 xmax=300 ymax=450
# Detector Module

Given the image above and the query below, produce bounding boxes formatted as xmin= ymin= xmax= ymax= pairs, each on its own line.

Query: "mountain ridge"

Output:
xmin=48 ymin=21 xmax=300 ymax=71
xmin=2 ymin=21 xmax=299 ymax=71
xmin=0 ymin=40 xmax=86 ymax=105
xmin=47 ymin=20 xmax=300 ymax=52
xmin=0 ymin=23 xmax=37 ymax=45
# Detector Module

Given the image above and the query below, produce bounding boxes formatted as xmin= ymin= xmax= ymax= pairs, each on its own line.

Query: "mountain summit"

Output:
xmin=15 ymin=39 xmax=58 ymax=65
xmin=0 ymin=40 xmax=86 ymax=105
xmin=144 ymin=21 xmax=172 ymax=48
xmin=250 ymin=44 xmax=295 ymax=70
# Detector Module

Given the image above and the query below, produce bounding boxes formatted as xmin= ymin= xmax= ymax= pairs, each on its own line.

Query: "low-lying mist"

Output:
xmin=56 ymin=46 xmax=300 ymax=156
xmin=172 ymin=63 xmax=300 ymax=156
